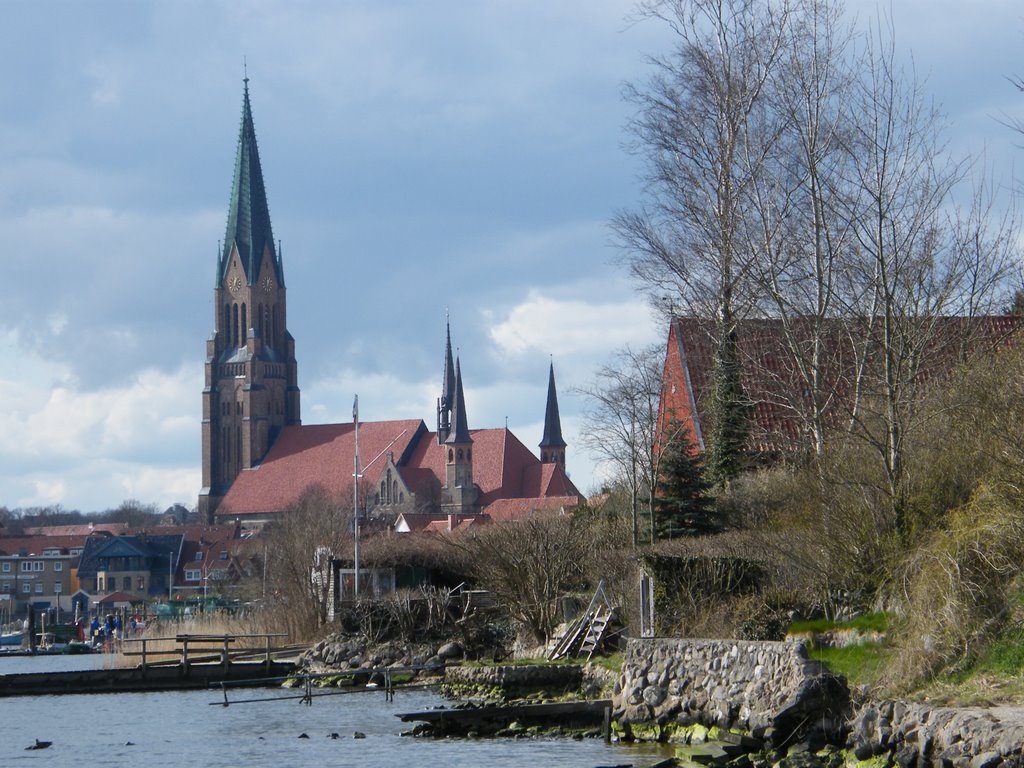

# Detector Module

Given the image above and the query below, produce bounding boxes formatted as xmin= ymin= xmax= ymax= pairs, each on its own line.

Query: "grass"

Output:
xmin=807 ymin=643 xmax=892 ymax=687
xmin=788 ymin=611 xmax=891 ymax=636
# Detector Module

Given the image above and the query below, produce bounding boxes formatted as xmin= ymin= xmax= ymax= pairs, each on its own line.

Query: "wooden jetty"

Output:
xmin=397 ymin=698 xmax=613 ymax=736
xmin=0 ymin=633 xmax=297 ymax=697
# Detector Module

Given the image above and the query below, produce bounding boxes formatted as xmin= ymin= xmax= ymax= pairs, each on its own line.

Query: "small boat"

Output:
xmin=0 ymin=631 xmax=23 ymax=647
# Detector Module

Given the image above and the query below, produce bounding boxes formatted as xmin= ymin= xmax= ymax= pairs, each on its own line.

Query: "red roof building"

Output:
xmin=658 ymin=315 xmax=1024 ymax=458
xmin=202 ymin=83 xmax=580 ymax=529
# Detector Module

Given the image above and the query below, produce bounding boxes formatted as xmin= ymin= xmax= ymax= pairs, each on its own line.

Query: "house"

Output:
xmin=76 ymin=524 xmax=244 ymax=606
xmin=0 ymin=535 xmax=84 ymax=618
xmin=657 ymin=315 xmax=1024 ymax=458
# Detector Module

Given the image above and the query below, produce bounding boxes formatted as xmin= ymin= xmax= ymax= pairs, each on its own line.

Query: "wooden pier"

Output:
xmin=0 ymin=632 xmax=297 ymax=697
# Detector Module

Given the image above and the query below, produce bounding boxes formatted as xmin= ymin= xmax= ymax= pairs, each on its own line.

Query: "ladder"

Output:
xmin=548 ymin=581 xmax=614 ymax=661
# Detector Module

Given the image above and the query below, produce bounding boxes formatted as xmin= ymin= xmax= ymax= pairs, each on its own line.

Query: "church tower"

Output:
xmin=539 ymin=361 xmax=567 ymax=468
xmin=442 ymin=358 xmax=478 ymax=513
xmin=436 ymin=318 xmax=456 ymax=444
xmin=199 ymin=78 xmax=300 ymax=522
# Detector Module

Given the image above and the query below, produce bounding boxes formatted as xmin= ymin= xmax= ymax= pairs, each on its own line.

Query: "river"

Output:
xmin=2 ymin=654 xmax=670 ymax=766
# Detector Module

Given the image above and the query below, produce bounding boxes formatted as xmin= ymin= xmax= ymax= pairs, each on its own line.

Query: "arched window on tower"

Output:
xmin=240 ymin=304 xmax=247 ymax=343
xmin=223 ymin=304 xmax=230 ymax=346
xmin=232 ymin=304 xmax=239 ymax=348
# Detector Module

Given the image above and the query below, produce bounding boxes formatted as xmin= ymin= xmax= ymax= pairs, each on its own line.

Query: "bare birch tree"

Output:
xmin=745 ymin=0 xmax=857 ymax=456
xmin=613 ymin=0 xmax=791 ymax=483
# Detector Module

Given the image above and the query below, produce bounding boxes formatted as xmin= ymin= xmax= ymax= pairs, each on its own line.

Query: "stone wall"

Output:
xmin=443 ymin=664 xmax=586 ymax=700
xmin=613 ymin=638 xmax=849 ymax=747
xmin=850 ymin=700 xmax=1024 ymax=767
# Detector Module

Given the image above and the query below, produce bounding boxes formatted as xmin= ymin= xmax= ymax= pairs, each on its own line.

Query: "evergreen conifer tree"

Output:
xmin=705 ymin=328 xmax=750 ymax=487
xmin=653 ymin=421 xmax=716 ymax=540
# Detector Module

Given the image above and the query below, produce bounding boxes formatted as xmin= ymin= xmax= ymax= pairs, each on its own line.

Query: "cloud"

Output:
xmin=486 ymin=290 xmax=660 ymax=360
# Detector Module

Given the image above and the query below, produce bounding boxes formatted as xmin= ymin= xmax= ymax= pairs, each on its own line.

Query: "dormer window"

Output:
xmin=195 ymin=552 xmax=203 ymax=561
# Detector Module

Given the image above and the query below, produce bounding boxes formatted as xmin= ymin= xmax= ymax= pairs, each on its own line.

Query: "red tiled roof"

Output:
xmin=222 ymin=419 xmax=582 ymax=519
xmin=0 ymin=535 xmax=89 ymax=556
xmin=220 ymin=420 xmax=426 ymax=516
xmin=97 ymin=591 xmax=140 ymax=604
xmin=21 ymin=523 xmax=128 ymax=537
xmin=482 ymin=496 xmax=578 ymax=523
xmin=659 ymin=315 xmax=1024 ymax=455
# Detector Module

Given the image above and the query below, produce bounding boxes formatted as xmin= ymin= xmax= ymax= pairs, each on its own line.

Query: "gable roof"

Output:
xmin=220 ymin=420 xmax=581 ymax=519
xmin=220 ymin=420 xmax=428 ymax=517
xmin=660 ymin=315 xmax=1024 ymax=455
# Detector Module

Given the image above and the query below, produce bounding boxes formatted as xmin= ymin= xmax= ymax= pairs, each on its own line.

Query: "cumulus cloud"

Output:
xmin=486 ymin=290 xmax=659 ymax=360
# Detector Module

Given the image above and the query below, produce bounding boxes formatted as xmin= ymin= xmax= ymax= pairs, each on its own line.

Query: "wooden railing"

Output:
xmin=121 ymin=632 xmax=291 ymax=671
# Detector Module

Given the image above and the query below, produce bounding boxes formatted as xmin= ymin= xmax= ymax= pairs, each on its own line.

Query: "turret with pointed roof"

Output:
xmin=539 ymin=361 xmax=567 ymax=467
xmin=219 ymin=77 xmax=281 ymax=289
xmin=200 ymin=78 xmax=300 ymax=523
xmin=437 ymin=318 xmax=457 ymax=444
xmin=442 ymin=358 xmax=478 ymax=513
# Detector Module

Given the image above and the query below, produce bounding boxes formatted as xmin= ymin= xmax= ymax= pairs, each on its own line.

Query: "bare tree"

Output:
xmin=614 ymin=0 xmax=792 ymax=482
xmin=262 ymin=484 xmax=354 ymax=637
xmin=448 ymin=514 xmax=593 ymax=645
xmin=745 ymin=0 xmax=857 ymax=457
xmin=575 ymin=343 xmax=664 ymax=545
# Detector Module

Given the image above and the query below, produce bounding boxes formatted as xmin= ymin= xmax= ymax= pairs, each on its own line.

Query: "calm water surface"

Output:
xmin=2 ymin=655 xmax=670 ymax=766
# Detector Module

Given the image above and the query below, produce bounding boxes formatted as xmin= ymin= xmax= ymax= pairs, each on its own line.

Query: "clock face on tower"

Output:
xmin=262 ymin=274 xmax=274 ymax=292
xmin=228 ymin=274 xmax=243 ymax=294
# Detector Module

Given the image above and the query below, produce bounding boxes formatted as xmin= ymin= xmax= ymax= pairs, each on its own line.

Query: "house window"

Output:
xmin=123 ymin=576 xmax=131 ymax=591
xmin=34 ymin=583 xmax=43 ymax=594
xmin=137 ymin=577 xmax=145 ymax=591
xmin=98 ymin=577 xmax=104 ymax=592
xmin=20 ymin=562 xmax=31 ymax=573
xmin=1 ymin=563 xmax=9 ymax=573
xmin=21 ymin=583 xmax=31 ymax=594
xmin=0 ymin=581 xmax=10 ymax=593
xmin=33 ymin=562 xmax=44 ymax=572
xmin=195 ymin=552 xmax=203 ymax=561
xmin=70 ymin=548 xmax=81 ymax=556
xmin=53 ymin=562 xmax=63 ymax=572
xmin=185 ymin=569 xmax=201 ymax=582
xmin=219 ymin=551 xmax=228 ymax=561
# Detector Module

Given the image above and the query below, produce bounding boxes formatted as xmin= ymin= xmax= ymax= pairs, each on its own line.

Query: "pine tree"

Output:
xmin=653 ymin=421 xmax=716 ymax=541
xmin=705 ymin=327 xmax=750 ymax=487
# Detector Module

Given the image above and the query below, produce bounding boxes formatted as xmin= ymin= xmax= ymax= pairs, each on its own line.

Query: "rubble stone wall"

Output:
xmin=613 ymin=638 xmax=849 ymax=746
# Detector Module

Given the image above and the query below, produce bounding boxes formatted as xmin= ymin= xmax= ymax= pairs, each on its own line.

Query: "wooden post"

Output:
xmin=222 ymin=634 xmax=230 ymax=671
xmin=141 ymin=639 xmax=147 ymax=671
xmin=181 ymin=637 xmax=189 ymax=676
xmin=264 ymin=635 xmax=271 ymax=671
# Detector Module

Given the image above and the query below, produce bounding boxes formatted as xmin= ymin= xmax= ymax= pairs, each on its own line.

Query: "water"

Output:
xmin=2 ymin=656 xmax=670 ymax=766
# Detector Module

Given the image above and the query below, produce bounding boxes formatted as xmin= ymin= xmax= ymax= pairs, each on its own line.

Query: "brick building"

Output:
xmin=202 ymin=82 xmax=580 ymax=526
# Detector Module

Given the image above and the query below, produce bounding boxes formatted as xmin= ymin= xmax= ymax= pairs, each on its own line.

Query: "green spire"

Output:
xmin=219 ymin=76 xmax=278 ymax=286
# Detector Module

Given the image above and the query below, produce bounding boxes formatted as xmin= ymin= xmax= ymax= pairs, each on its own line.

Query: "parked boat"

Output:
xmin=0 ymin=631 xmax=23 ymax=647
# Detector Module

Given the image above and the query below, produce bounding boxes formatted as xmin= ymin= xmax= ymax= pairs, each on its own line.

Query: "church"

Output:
xmin=199 ymin=82 xmax=581 ymax=527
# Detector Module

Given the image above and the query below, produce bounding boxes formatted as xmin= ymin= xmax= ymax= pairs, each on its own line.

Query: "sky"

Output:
xmin=0 ymin=0 xmax=1022 ymax=513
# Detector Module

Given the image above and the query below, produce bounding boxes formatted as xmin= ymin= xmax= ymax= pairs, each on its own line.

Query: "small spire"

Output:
xmin=446 ymin=358 xmax=472 ymax=445
xmin=539 ymin=361 xmax=567 ymax=455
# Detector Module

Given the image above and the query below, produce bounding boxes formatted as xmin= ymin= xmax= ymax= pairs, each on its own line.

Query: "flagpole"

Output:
xmin=352 ymin=394 xmax=361 ymax=598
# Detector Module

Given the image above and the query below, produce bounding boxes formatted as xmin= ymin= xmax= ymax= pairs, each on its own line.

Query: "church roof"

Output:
xmin=219 ymin=420 xmax=582 ymax=519
xmin=220 ymin=420 xmax=427 ymax=517
xmin=220 ymin=78 xmax=279 ymax=287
